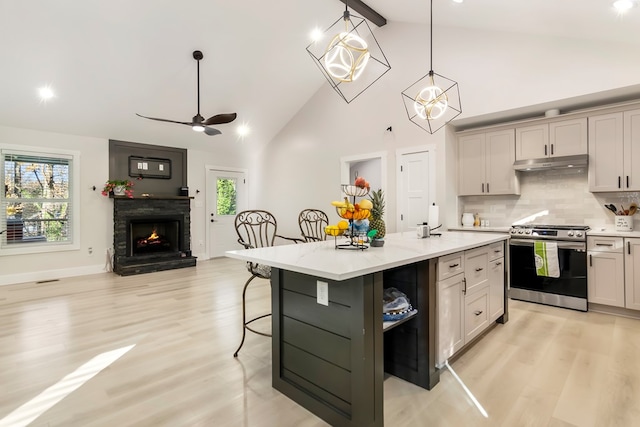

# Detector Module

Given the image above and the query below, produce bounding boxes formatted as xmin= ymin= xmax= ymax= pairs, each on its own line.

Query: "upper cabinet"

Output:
xmin=459 ymin=129 xmax=520 ymax=196
xmin=515 ymin=118 xmax=588 ymax=161
xmin=588 ymin=109 xmax=640 ymax=192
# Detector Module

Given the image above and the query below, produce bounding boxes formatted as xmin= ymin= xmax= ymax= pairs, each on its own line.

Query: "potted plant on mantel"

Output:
xmin=102 ymin=180 xmax=134 ymax=198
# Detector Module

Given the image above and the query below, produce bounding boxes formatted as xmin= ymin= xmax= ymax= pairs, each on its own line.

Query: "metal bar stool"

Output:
xmin=298 ymin=208 xmax=329 ymax=242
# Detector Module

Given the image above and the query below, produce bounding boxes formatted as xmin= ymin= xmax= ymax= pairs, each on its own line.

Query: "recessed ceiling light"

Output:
xmin=38 ymin=86 xmax=55 ymax=101
xmin=613 ymin=0 xmax=637 ymax=13
xmin=452 ymin=0 xmax=464 ymax=3
xmin=237 ymin=124 xmax=250 ymax=137
xmin=310 ymin=28 xmax=323 ymax=42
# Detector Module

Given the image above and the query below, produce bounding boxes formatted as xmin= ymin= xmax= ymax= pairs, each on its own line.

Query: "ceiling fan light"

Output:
xmin=192 ymin=125 xmax=205 ymax=132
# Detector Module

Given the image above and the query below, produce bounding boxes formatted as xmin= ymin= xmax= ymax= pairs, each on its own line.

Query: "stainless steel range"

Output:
xmin=509 ymin=224 xmax=589 ymax=311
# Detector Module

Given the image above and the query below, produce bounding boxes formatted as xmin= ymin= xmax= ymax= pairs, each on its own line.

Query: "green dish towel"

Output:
xmin=534 ymin=241 xmax=560 ymax=278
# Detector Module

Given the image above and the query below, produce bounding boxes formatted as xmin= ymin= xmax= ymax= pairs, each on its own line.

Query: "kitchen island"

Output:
xmin=226 ymin=231 xmax=509 ymax=427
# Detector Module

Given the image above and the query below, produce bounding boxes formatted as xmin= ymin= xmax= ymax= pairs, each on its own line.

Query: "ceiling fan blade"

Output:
xmin=203 ymin=113 xmax=237 ymax=126
xmin=136 ymin=113 xmax=191 ymax=126
xmin=203 ymin=127 xmax=222 ymax=136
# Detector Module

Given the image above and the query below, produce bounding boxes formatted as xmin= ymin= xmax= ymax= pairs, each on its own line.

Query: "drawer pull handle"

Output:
xmin=495 ymin=262 xmax=502 ymax=266
xmin=475 ymin=267 xmax=483 ymax=272
xmin=595 ymin=243 xmax=613 ymax=247
xmin=474 ymin=310 xmax=483 ymax=316
xmin=494 ymin=250 xmax=501 ymax=253
xmin=449 ymin=263 xmax=459 ymax=268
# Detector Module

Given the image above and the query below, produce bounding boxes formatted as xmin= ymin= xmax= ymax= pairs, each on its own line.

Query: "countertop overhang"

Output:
xmin=225 ymin=231 xmax=509 ymax=281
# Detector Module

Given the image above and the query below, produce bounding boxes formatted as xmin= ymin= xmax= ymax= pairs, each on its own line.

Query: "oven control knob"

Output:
xmin=576 ymin=231 xmax=583 ymax=237
xmin=567 ymin=231 xmax=574 ymax=236
xmin=518 ymin=229 xmax=524 ymax=234
xmin=525 ymin=229 xmax=531 ymax=234
xmin=510 ymin=229 xmax=517 ymax=234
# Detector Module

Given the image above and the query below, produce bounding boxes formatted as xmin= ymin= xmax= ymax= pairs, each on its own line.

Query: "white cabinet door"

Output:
xmin=587 ymin=251 xmax=625 ymax=307
xmin=464 ymin=285 xmax=490 ymax=343
xmin=465 ymin=245 xmax=489 ymax=294
xmin=485 ymin=129 xmax=519 ymax=195
xmin=623 ymin=109 xmax=640 ymax=191
xmin=458 ymin=133 xmax=486 ymax=196
xmin=489 ymin=257 xmax=505 ymax=322
xmin=588 ymin=112 xmax=624 ymax=192
xmin=624 ymin=238 xmax=640 ymax=310
xmin=437 ymin=274 xmax=464 ymax=366
xmin=549 ymin=118 xmax=588 ymax=157
xmin=516 ymin=124 xmax=548 ymax=161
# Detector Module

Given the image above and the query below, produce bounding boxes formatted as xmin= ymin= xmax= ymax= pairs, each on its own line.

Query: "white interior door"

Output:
xmin=207 ymin=168 xmax=247 ymax=258
xmin=398 ymin=150 xmax=433 ymax=232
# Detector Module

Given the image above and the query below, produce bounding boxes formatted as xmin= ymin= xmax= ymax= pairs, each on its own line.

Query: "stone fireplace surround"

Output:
xmin=113 ymin=197 xmax=196 ymax=276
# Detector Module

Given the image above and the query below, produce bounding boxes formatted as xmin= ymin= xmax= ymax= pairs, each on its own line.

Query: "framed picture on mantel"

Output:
xmin=128 ymin=156 xmax=171 ymax=179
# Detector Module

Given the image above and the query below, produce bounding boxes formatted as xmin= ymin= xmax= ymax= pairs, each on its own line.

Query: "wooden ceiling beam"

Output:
xmin=338 ymin=0 xmax=387 ymax=27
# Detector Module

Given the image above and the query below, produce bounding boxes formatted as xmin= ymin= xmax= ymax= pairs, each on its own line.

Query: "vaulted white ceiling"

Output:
xmin=1 ymin=0 xmax=639 ymax=149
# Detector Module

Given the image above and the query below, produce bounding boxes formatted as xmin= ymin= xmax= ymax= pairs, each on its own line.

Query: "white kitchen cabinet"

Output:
xmin=624 ymin=238 xmax=640 ymax=311
xmin=489 ymin=257 xmax=505 ymax=322
xmin=587 ymin=236 xmax=625 ymax=308
xmin=458 ymin=129 xmax=519 ymax=196
xmin=588 ymin=109 xmax=640 ymax=192
xmin=437 ymin=243 xmax=505 ymax=365
xmin=515 ymin=118 xmax=587 ymax=161
xmin=464 ymin=245 xmax=489 ymax=294
xmin=437 ymin=273 xmax=464 ymax=366
xmin=464 ymin=284 xmax=490 ymax=343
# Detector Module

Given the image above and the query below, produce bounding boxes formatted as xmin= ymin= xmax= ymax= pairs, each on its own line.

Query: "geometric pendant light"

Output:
xmin=401 ymin=0 xmax=462 ymax=133
xmin=306 ymin=0 xmax=391 ymax=103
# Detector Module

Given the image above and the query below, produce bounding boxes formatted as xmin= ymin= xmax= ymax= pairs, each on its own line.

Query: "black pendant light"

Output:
xmin=401 ymin=0 xmax=461 ymax=133
xmin=306 ymin=0 xmax=391 ymax=103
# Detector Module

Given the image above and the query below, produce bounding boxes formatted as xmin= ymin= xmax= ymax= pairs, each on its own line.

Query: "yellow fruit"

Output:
xmin=324 ymin=225 xmax=343 ymax=236
xmin=359 ymin=199 xmax=373 ymax=210
xmin=337 ymin=220 xmax=349 ymax=230
xmin=331 ymin=200 xmax=346 ymax=207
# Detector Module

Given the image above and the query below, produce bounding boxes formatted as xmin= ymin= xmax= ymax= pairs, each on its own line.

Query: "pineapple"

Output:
xmin=368 ymin=189 xmax=386 ymax=239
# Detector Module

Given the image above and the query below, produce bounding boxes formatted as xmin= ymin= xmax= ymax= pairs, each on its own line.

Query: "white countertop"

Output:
xmin=587 ymin=228 xmax=640 ymax=238
xmin=225 ymin=231 xmax=509 ymax=281
xmin=448 ymin=226 xmax=511 ymax=233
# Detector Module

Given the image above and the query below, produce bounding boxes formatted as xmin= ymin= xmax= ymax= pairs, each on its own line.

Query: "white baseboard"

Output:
xmin=0 ymin=264 xmax=107 ymax=286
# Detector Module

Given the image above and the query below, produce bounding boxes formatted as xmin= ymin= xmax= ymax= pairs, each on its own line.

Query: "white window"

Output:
xmin=1 ymin=147 xmax=80 ymax=255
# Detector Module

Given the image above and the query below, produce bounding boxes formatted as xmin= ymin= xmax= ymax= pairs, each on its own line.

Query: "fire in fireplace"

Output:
xmin=128 ymin=217 xmax=181 ymax=256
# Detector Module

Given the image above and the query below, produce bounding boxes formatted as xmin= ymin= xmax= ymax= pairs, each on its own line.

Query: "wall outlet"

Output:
xmin=317 ymin=281 xmax=328 ymax=306
xmin=88 ymin=247 xmax=93 ymax=255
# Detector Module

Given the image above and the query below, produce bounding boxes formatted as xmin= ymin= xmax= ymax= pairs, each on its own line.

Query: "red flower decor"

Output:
xmin=102 ymin=180 xmax=134 ymax=198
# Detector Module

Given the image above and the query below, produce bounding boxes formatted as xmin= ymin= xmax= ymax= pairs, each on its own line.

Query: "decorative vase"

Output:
xmin=461 ymin=212 xmax=474 ymax=227
xmin=113 ymin=185 xmax=126 ymax=196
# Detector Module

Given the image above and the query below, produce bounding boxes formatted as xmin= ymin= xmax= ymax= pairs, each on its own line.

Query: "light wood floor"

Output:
xmin=1 ymin=257 xmax=639 ymax=427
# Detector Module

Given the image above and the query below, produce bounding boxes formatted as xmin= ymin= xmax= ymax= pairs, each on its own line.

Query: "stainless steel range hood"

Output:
xmin=513 ymin=154 xmax=588 ymax=171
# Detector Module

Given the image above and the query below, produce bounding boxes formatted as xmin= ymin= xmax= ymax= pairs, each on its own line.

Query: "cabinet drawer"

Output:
xmin=465 ymin=247 xmax=489 ymax=293
xmin=465 ymin=286 xmax=490 ymax=342
xmin=488 ymin=242 xmax=504 ymax=261
xmin=587 ymin=236 xmax=623 ymax=253
xmin=438 ymin=252 xmax=465 ymax=281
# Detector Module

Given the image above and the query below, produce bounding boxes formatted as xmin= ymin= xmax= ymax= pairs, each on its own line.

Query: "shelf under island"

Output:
xmin=226 ymin=231 xmax=510 ymax=427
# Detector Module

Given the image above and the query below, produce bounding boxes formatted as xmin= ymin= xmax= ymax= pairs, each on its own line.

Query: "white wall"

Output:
xmin=0 ymin=125 xmax=250 ymax=284
xmin=256 ymin=22 xmax=640 ymax=236
xmin=0 ymin=125 xmax=111 ymax=285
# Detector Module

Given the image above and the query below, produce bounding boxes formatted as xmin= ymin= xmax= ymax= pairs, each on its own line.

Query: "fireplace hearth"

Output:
xmin=113 ymin=197 xmax=196 ymax=276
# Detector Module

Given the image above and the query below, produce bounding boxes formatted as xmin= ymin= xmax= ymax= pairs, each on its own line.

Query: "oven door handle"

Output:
xmin=509 ymin=239 xmax=586 ymax=251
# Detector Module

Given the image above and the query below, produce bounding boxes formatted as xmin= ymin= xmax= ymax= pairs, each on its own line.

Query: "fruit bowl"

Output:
xmin=325 ymin=225 xmax=345 ymax=237
xmin=342 ymin=185 xmax=369 ymax=197
xmin=336 ymin=207 xmax=370 ymax=221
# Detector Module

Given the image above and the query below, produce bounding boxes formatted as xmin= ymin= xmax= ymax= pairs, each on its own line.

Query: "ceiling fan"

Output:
xmin=136 ymin=50 xmax=237 ymax=136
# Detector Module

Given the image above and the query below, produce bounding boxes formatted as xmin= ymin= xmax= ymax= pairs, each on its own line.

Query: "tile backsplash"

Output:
xmin=459 ymin=167 xmax=640 ymax=228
